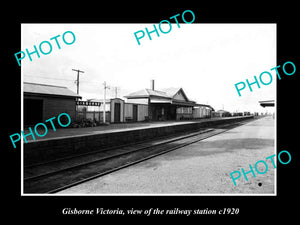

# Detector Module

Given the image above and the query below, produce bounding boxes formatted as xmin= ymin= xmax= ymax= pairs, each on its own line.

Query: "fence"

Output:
xmin=75 ymin=110 xmax=111 ymax=123
xmin=75 ymin=101 xmax=110 ymax=123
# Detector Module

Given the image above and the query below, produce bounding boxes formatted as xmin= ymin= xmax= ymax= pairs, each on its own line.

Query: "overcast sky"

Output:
xmin=22 ymin=23 xmax=276 ymax=113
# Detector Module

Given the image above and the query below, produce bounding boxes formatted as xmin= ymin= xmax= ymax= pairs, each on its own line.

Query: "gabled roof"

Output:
xmin=125 ymin=87 xmax=188 ymax=100
xmin=160 ymin=87 xmax=181 ymax=97
xmin=124 ymin=88 xmax=169 ymax=99
xmin=163 ymin=87 xmax=190 ymax=102
xmin=24 ymin=82 xmax=80 ymax=98
xmin=124 ymin=87 xmax=197 ymax=108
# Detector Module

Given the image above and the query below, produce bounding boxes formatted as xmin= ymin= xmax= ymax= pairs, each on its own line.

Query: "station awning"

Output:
xmin=172 ymin=100 xmax=195 ymax=107
xmin=259 ymin=100 xmax=275 ymax=107
xmin=150 ymin=99 xmax=172 ymax=103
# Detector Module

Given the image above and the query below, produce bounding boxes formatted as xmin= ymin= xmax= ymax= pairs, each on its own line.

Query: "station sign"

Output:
xmin=76 ymin=101 xmax=101 ymax=106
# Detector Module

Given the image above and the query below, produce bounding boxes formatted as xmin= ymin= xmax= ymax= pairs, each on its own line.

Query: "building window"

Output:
xmin=176 ymin=107 xmax=192 ymax=114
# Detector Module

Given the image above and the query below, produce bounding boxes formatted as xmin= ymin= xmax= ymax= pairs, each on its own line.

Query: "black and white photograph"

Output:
xmin=20 ymin=23 xmax=276 ymax=195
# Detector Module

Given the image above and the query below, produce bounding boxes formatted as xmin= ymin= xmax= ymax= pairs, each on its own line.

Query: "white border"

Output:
xmin=21 ymin=24 xmax=24 ymax=195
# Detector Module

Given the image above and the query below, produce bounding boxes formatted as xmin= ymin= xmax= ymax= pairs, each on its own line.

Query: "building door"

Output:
xmin=114 ymin=103 xmax=121 ymax=123
xmin=169 ymin=105 xmax=176 ymax=120
xmin=133 ymin=104 xmax=138 ymax=122
xmin=24 ymin=98 xmax=43 ymax=126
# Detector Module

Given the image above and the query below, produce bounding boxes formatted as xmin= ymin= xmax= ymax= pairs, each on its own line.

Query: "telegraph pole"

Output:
xmin=103 ymin=81 xmax=110 ymax=123
xmin=72 ymin=69 xmax=85 ymax=95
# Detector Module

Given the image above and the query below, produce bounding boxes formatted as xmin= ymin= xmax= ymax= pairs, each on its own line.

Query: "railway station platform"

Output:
xmin=24 ymin=116 xmax=256 ymax=165
xmin=58 ymin=116 xmax=275 ymax=194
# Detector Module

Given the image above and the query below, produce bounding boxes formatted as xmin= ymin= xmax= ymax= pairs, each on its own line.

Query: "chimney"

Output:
xmin=150 ymin=79 xmax=155 ymax=90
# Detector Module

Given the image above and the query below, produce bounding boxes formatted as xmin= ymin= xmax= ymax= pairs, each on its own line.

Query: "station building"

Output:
xmin=23 ymin=82 xmax=80 ymax=126
xmin=124 ymin=80 xmax=214 ymax=121
xmin=213 ymin=109 xmax=232 ymax=117
xmin=23 ymin=80 xmax=214 ymax=126
xmin=86 ymin=98 xmax=149 ymax=123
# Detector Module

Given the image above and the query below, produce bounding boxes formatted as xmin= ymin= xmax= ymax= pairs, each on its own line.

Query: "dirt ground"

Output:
xmin=59 ymin=116 xmax=275 ymax=195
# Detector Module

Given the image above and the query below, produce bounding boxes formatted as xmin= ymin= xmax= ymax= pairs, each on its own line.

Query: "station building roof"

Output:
xmin=124 ymin=87 xmax=214 ymax=110
xmin=125 ymin=88 xmax=170 ymax=99
xmin=24 ymin=82 xmax=81 ymax=98
xmin=259 ymin=100 xmax=275 ymax=107
xmin=125 ymin=87 xmax=190 ymax=100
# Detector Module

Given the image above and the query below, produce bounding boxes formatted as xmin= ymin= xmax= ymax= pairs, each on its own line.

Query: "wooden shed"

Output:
xmin=23 ymin=82 xmax=80 ymax=126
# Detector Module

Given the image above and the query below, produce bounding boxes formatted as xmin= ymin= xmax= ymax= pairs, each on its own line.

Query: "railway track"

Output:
xmin=23 ymin=120 xmax=252 ymax=194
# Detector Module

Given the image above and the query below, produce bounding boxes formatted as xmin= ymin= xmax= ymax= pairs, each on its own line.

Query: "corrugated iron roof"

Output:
xmin=24 ymin=82 xmax=80 ymax=98
xmin=146 ymin=89 xmax=170 ymax=98
xmin=124 ymin=89 xmax=150 ymax=98
xmin=124 ymin=88 xmax=179 ymax=99
xmin=125 ymin=86 xmax=214 ymax=110
xmin=160 ymin=87 xmax=181 ymax=98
